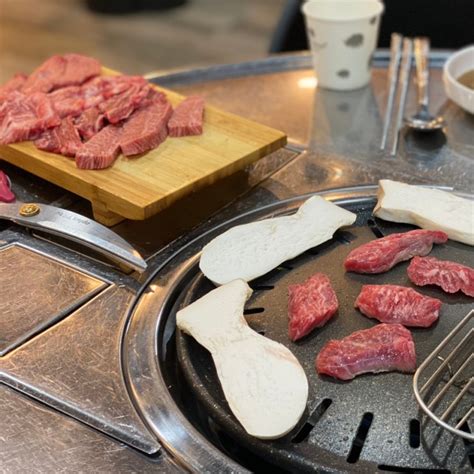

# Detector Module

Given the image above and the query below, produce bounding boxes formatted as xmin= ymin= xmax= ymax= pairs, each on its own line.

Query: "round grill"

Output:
xmin=124 ymin=190 xmax=474 ymax=473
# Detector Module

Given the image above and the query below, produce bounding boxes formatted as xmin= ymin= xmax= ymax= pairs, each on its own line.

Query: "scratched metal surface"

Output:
xmin=0 ymin=244 xmax=107 ymax=356
xmin=0 ymin=385 xmax=179 ymax=473
xmin=0 ymin=283 xmax=159 ymax=454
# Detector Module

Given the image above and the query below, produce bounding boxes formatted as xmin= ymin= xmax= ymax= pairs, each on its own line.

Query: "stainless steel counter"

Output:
xmin=0 ymin=51 xmax=472 ymax=472
xmin=0 ymin=385 xmax=180 ymax=473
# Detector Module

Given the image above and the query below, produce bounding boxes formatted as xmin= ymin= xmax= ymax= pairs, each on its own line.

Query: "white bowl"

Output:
xmin=443 ymin=45 xmax=474 ymax=114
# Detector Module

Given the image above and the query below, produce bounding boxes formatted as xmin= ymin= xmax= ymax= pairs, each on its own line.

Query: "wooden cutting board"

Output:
xmin=0 ymin=68 xmax=286 ymax=225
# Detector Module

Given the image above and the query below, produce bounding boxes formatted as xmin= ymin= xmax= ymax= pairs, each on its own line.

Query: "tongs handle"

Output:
xmin=0 ymin=201 xmax=147 ymax=273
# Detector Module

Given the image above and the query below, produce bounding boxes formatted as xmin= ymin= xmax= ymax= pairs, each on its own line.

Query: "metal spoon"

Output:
xmin=406 ymin=37 xmax=445 ymax=131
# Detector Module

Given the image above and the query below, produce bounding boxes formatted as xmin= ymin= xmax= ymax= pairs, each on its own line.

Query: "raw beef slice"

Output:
xmin=99 ymin=82 xmax=151 ymax=124
xmin=355 ymin=285 xmax=441 ymax=327
xmin=142 ymin=87 xmax=167 ymax=106
xmin=0 ymin=73 xmax=28 ymax=100
xmin=316 ymin=323 xmax=416 ymax=380
xmin=0 ymin=170 xmax=15 ymax=203
xmin=168 ymin=95 xmax=204 ymax=137
xmin=60 ymin=54 xmax=102 ymax=89
xmin=48 ymin=86 xmax=85 ymax=118
xmin=408 ymin=256 xmax=474 ymax=297
xmin=80 ymin=76 xmax=111 ymax=108
xmin=23 ymin=54 xmax=101 ymax=93
xmin=74 ymin=107 xmax=106 ymax=141
xmin=344 ymin=229 xmax=448 ymax=274
xmin=84 ymin=75 xmax=148 ymax=100
xmin=0 ymin=91 xmax=60 ymax=144
xmin=120 ymin=100 xmax=173 ymax=156
xmin=35 ymin=116 xmax=83 ymax=157
xmin=75 ymin=125 xmax=122 ymax=169
xmin=288 ymin=273 xmax=339 ymax=341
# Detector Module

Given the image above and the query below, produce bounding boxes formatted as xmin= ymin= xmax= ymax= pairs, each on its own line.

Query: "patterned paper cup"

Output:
xmin=302 ymin=0 xmax=384 ymax=90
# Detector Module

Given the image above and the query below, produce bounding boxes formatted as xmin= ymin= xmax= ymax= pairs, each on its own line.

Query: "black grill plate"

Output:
xmin=175 ymin=200 xmax=474 ymax=473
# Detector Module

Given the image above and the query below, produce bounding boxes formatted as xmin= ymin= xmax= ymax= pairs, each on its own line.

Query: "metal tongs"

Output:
xmin=413 ymin=310 xmax=473 ymax=441
xmin=0 ymin=198 xmax=147 ymax=273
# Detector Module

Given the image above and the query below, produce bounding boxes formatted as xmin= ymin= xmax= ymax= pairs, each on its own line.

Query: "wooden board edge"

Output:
xmin=1 ymin=128 xmax=286 ymax=221
xmin=140 ymin=133 xmax=287 ymax=219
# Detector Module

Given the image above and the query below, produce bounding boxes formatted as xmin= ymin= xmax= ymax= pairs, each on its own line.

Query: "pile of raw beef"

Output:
xmin=0 ymin=54 xmax=204 ymax=170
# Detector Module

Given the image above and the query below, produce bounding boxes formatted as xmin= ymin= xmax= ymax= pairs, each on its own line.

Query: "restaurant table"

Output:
xmin=0 ymin=51 xmax=472 ymax=472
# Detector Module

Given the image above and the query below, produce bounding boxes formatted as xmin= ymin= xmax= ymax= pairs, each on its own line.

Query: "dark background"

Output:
xmin=270 ymin=0 xmax=474 ymax=53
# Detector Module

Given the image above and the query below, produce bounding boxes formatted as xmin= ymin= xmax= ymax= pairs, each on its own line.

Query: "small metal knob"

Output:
xmin=19 ymin=203 xmax=40 ymax=217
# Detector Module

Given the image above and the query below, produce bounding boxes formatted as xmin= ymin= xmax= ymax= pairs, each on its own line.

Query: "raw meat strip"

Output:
xmin=74 ymin=107 xmax=106 ymax=141
xmin=316 ymin=323 xmax=416 ymax=380
xmin=344 ymin=229 xmax=448 ymax=274
xmin=48 ymin=86 xmax=85 ymax=118
xmin=120 ymin=100 xmax=173 ymax=156
xmin=75 ymin=125 xmax=122 ymax=169
xmin=0 ymin=73 xmax=27 ymax=99
xmin=140 ymin=87 xmax=167 ymax=107
xmin=80 ymin=76 xmax=110 ymax=108
xmin=0 ymin=91 xmax=60 ymax=144
xmin=22 ymin=55 xmax=66 ymax=93
xmin=0 ymin=170 xmax=15 ymax=203
xmin=89 ymin=75 xmax=148 ymax=99
xmin=60 ymin=54 xmax=102 ymax=89
xmin=288 ymin=273 xmax=339 ymax=341
xmin=168 ymin=96 xmax=204 ymax=137
xmin=408 ymin=256 xmax=474 ymax=297
xmin=99 ymin=83 xmax=150 ymax=124
xmin=355 ymin=285 xmax=441 ymax=327
xmin=80 ymin=75 xmax=149 ymax=109
xmin=35 ymin=116 xmax=82 ymax=157
xmin=105 ymin=75 xmax=148 ymax=98
xmin=23 ymin=54 xmax=101 ymax=93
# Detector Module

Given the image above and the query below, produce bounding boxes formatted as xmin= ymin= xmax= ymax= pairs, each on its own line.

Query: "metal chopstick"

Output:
xmin=390 ymin=38 xmax=413 ymax=156
xmin=380 ymin=33 xmax=403 ymax=150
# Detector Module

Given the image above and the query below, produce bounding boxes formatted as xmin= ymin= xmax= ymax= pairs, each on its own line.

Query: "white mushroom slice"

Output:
xmin=199 ymin=196 xmax=356 ymax=285
xmin=176 ymin=279 xmax=308 ymax=439
xmin=373 ymin=180 xmax=474 ymax=246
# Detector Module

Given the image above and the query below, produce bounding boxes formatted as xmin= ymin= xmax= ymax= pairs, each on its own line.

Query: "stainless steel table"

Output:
xmin=0 ymin=51 xmax=472 ymax=473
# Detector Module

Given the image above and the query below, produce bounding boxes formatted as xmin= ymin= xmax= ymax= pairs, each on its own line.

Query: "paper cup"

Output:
xmin=302 ymin=0 xmax=384 ymax=90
